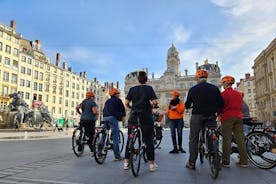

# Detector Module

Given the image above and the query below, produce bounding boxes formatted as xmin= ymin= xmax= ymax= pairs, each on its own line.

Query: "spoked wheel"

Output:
xmin=154 ymin=137 xmax=162 ymax=149
xmin=118 ymin=130 xmax=125 ymax=154
xmin=94 ymin=132 xmax=108 ymax=164
xmin=208 ymin=140 xmax=220 ymax=179
xmin=130 ymin=131 xmax=141 ymax=177
xmin=72 ymin=128 xmax=84 ymax=157
xmin=246 ymin=131 xmax=276 ymax=169
xmin=199 ymin=142 xmax=205 ymax=164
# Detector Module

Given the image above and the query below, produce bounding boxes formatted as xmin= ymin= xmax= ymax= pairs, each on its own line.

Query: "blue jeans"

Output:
xmin=103 ymin=116 xmax=120 ymax=158
xmin=169 ymin=119 xmax=184 ymax=149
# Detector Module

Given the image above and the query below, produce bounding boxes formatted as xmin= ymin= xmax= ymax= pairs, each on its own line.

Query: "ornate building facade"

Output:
xmin=253 ymin=37 xmax=276 ymax=124
xmin=124 ymin=44 xmax=221 ymax=126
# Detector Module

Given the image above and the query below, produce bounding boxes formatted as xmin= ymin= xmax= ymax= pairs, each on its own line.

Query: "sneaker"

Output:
xmin=236 ymin=162 xmax=248 ymax=168
xmin=123 ymin=162 xmax=129 ymax=170
xmin=185 ymin=162 xmax=195 ymax=170
xmin=178 ymin=148 xmax=186 ymax=153
xmin=114 ymin=156 xmax=122 ymax=161
xmin=169 ymin=148 xmax=178 ymax=154
xmin=222 ymin=163 xmax=230 ymax=168
xmin=149 ymin=163 xmax=158 ymax=172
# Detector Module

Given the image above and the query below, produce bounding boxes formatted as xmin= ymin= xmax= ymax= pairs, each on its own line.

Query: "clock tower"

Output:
xmin=165 ymin=44 xmax=181 ymax=76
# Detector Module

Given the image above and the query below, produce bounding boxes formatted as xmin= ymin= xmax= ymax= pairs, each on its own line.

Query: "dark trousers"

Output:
xmin=125 ymin=123 xmax=155 ymax=161
xmin=169 ymin=119 xmax=184 ymax=149
xmin=80 ymin=120 xmax=95 ymax=152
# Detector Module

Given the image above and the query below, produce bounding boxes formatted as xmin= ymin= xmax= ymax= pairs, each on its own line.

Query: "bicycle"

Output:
xmin=152 ymin=111 xmax=163 ymax=149
xmin=128 ymin=112 xmax=149 ymax=177
xmin=218 ymin=119 xmax=276 ymax=169
xmin=198 ymin=116 xmax=221 ymax=179
xmin=93 ymin=121 xmax=125 ymax=164
xmin=72 ymin=124 xmax=87 ymax=157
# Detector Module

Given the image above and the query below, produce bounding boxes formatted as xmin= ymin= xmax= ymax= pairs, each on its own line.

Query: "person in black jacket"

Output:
xmin=103 ymin=88 xmax=126 ymax=161
xmin=185 ymin=69 xmax=224 ymax=169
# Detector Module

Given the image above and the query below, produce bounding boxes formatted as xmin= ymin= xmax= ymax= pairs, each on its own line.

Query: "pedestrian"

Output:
xmin=76 ymin=91 xmax=99 ymax=155
xmin=220 ymin=76 xmax=248 ymax=168
xmin=185 ymin=69 xmax=224 ymax=170
xmin=167 ymin=90 xmax=186 ymax=153
xmin=123 ymin=71 xmax=159 ymax=172
xmin=103 ymin=88 xmax=126 ymax=161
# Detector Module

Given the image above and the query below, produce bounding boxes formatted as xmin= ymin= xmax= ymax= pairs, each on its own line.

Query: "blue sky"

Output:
xmin=1 ymin=0 xmax=276 ymax=88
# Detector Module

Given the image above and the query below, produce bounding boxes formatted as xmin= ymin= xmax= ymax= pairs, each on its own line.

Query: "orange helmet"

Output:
xmin=221 ymin=76 xmax=235 ymax=84
xmin=86 ymin=91 xmax=95 ymax=97
xmin=109 ymin=88 xmax=120 ymax=96
xmin=196 ymin=69 xmax=208 ymax=78
xmin=171 ymin=90 xmax=180 ymax=97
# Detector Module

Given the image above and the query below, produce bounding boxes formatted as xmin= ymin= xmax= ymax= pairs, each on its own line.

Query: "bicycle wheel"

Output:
xmin=199 ymin=142 xmax=205 ymax=164
xmin=130 ymin=130 xmax=141 ymax=177
xmin=208 ymin=139 xmax=220 ymax=179
xmin=72 ymin=128 xmax=84 ymax=157
xmin=246 ymin=131 xmax=276 ymax=169
xmin=154 ymin=127 xmax=162 ymax=149
xmin=94 ymin=132 xmax=108 ymax=164
xmin=118 ymin=130 xmax=125 ymax=154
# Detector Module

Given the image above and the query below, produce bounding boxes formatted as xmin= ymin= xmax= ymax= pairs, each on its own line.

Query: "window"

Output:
xmin=38 ymin=94 xmax=42 ymax=101
xmin=0 ymin=42 xmax=2 ymax=51
xmin=14 ymin=38 xmax=19 ymax=44
xmin=66 ymin=90 xmax=69 ymax=97
xmin=52 ymin=107 xmax=55 ymax=114
xmin=46 ymin=94 xmax=49 ymax=102
xmin=20 ymin=79 xmax=25 ymax=86
xmin=25 ymin=92 xmax=30 ymax=99
xmin=2 ymin=86 xmax=8 ymax=96
xmin=27 ymin=68 xmax=31 ymax=75
xmin=40 ymin=63 xmax=44 ymax=69
xmin=27 ymin=58 xmax=32 ymax=64
xmin=6 ymin=34 xmax=11 ymax=41
xmin=13 ymin=48 xmax=19 ymax=57
xmin=72 ymin=92 xmax=75 ymax=98
xmin=65 ymin=100 xmax=68 ymax=106
xmin=39 ymin=83 xmax=43 ymax=91
xmin=4 ymin=57 xmax=10 ymax=66
xmin=34 ymin=82 xmax=38 ymax=90
xmin=26 ymin=80 xmax=31 ymax=87
xmin=5 ymin=45 xmax=11 ymax=54
xmin=59 ymin=97 xmax=62 ymax=104
xmin=39 ymin=72 xmax=43 ymax=80
xmin=21 ymin=56 xmax=26 ymax=62
xmin=11 ymin=74 xmax=17 ymax=83
xmin=45 ymin=84 xmax=49 ymax=92
xmin=248 ymin=89 xmax=251 ymax=93
xmin=66 ymin=81 xmax=69 ymax=87
xmin=34 ymin=70 xmax=38 ymax=79
xmin=3 ymin=71 xmax=9 ymax=81
xmin=59 ymin=107 xmax=62 ymax=114
xmin=21 ymin=66 xmax=26 ymax=74
xmin=0 ymin=55 xmax=2 ymax=64
xmin=53 ymin=86 xmax=56 ymax=93
xmin=52 ymin=96 xmax=56 ymax=103
xmin=12 ymin=60 xmax=18 ymax=70
xmin=33 ymin=93 xmax=37 ymax=101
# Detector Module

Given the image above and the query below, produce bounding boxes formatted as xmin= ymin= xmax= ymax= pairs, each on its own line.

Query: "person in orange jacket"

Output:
xmin=167 ymin=90 xmax=186 ymax=153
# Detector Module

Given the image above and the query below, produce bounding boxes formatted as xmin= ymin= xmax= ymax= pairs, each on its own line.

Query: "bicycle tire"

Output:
xmin=208 ymin=139 xmax=220 ymax=179
xmin=94 ymin=132 xmax=108 ymax=164
xmin=246 ymin=131 xmax=276 ymax=169
xmin=130 ymin=130 xmax=141 ymax=177
xmin=119 ymin=130 xmax=125 ymax=154
xmin=72 ymin=128 xmax=84 ymax=157
xmin=199 ymin=142 xmax=205 ymax=164
xmin=154 ymin=127 xmax=162 ymax=149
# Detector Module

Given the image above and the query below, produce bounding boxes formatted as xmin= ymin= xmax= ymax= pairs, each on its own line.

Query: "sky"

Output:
xmin=1 ymin=0 xmax=276 ymax=89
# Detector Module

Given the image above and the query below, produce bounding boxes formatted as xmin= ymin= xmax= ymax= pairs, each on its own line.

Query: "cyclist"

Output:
xmin=124 ymin=71 xmax=159 ymax=172
xmin=220 ymin=76 xmax=248 ymax=168
xmin=76 ymin=91 xmax=99 ymax=154
xmin=103 ymin=88 xmax=126 ymax=161
xmin=185 ymin=69 xmax=224 ymax=170
xmin=166 ymin=90 xmax=186 ymax=153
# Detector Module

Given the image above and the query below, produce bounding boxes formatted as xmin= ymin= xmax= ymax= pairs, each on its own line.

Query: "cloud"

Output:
xmin=180 ymin=0 xmax=276 ymax=80
xmin=172 ymin=25 xmax=191 ymax=44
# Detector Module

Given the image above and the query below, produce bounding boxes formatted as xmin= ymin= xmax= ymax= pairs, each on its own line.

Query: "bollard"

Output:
xmin=24 ymin=131 xmax=28 ymax=139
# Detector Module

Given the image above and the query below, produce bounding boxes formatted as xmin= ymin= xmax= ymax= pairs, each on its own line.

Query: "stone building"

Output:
xmin=124 ymin=44 xmax=221 ymax=126
xmin=236 ymin=73 xmax=257 ymax=118
xmin=253 ymin=37 xmax=276 ymax=124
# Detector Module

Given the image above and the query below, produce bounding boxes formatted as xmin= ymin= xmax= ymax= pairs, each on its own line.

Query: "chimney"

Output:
xmin=236 ymin=82 xmax=240 ymax=87
xmin=62 ymin=62 xmax=67 ymax=69
xmin=56 ymin=53 xmax=61 ymax=66
xmin=185 ymin=69 xmax=188 ymax=76
xmin=245 ymin=73 xmax=250 ymax=80
xmin=196 ymin=62 xmax=199 ymax=70
xmin=152 ymin=72 xmax=155 ymax=79
xmin=83 ymin=71 xmax=86 ymax=78
xmin=10 ymin=20 xmax=16 ymax=32
xmin=68 ymin=66 xmax=72 ymax=72
xmin=80 ymin=72 xmax=83 ymax=77
xmin=116 ymin=81 xmax=119 ymax=88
